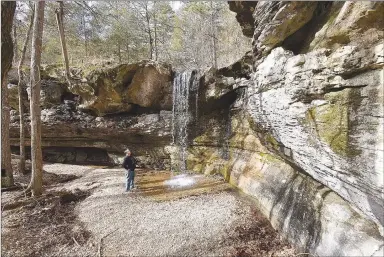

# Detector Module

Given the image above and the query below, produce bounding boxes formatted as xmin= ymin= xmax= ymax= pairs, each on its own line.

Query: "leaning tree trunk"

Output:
xmin=144 ymin=4 xmax=153 ymax=60
xmin=1 ymin=1 xmax=16 ymax=187
xmin=126 ymin=43 xmax=130 ymax=63
xmin=153 ymin=4 xmax=158 ymax=61
xmin=82 ymin=11 xmax=88 ymax=58
xmin=55 ymin=1 xmax=71 ymax=84
xmin=28 ymin=1 xmax=45 ymax=196
xmin=117 ymin=42 xmax=122 ymax=63
xmin=13 ymin=20 xmax=18 ymax=65
xmin=210 ymin=1 xmax=218 ymax=69
xmin=17 ymin=5 xmax=35 ymax=174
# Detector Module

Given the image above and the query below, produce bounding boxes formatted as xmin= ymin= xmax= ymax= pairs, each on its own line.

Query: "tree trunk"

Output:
xmin=13 ymin=20 xmax=18 ymax=65
xmin=147 ymin=29 xmax=153 ymax=60
xmin=117 ymin=42 xmax=121 ymax=63
xmin=126 ymin=43 xmax=130 ymax=63
xmin=210 ymin=1 xmax=217 ymax=69
xmin=145 ymin=4 xmax=153 ymax=60
xmin=1 ymin=1 xmax=16 ymax=187
xmin=82 ymin=11 xmax=88 ymax=57
xmin=17 ymin=5 xmax=35 ymax=175
xmin=55 ymin=1 xmax=70 ymax=82
xmin=153 ymin=4 xmax=158 ymax=61
xmin=28 ymin=1 xmax=45 ymax=196
xmin=115 ymin=2 xmax=122 ymax=64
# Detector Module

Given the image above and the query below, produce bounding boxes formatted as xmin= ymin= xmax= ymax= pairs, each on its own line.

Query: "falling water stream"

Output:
xmin=172 ymin=71 xmax=192 ymax=172
xmin=167 ymin=71 xmax=200 ymax=188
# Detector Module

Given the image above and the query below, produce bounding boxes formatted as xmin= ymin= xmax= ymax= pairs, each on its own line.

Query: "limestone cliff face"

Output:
xmin=9 ymin=101 xmax=172 ymax=168
xmin=186 ymin=1 xmax=384 ymax=255
xmin=9 ymin=60 xmax=173 ymax=168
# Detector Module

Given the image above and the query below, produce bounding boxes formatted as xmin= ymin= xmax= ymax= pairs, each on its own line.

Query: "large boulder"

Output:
xmin=71 ymin=60 xmax=173 ymax=116
xmin=126 ymin=62 xmax=173 ymax=109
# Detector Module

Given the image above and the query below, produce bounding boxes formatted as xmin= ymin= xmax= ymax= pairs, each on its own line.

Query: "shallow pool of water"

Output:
xmin=163 ymin=173 xmax=203 ymax=188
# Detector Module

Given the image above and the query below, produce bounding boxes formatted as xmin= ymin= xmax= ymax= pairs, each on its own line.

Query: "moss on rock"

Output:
xmin=265 ymin=134 xmax=280 ymax=150
xmin=305 ymin=89 xmax=362 ymax=157
xmin=310 ymin=2 xmax=384 ymax=51
xmin=259 ymin=152 xmax=281 ymax=163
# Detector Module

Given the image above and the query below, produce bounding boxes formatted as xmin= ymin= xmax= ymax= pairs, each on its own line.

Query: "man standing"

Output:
xmin=122 ymin=149 xmax=136 ymax=192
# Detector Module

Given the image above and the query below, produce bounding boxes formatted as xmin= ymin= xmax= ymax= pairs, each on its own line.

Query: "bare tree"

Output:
xmin=13 ymin=18 xmax=18 ymax=65
xmin=132 ymin=2 xmax=153 ymax=60
xmin=115 ymin=2 xmax=122 ymax=63
xmin=126 ymin=43 xmax=130 ymax=62
xmin=81 ymin=9 xmax=88 ymax=58
xmin=144 ymin=3 xmax=153 ymax=60
xmin=55 ymin=1 xmax=71 ymax=84
xmin=210 ymin=1 xmax=217 ymax=69
xmin=17 ymin=4 xmax=35 ymax=174
xmin=1 ymin=1 xmax=16 ymax=187
xmin=27 ymin=1 xmax=45 ymax=196
xmin=153 ymin=1 xmax=158 ymax=61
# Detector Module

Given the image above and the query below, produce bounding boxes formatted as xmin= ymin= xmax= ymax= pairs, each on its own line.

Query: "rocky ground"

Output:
xmin=2 ymin=158 xmax=297 ymax=257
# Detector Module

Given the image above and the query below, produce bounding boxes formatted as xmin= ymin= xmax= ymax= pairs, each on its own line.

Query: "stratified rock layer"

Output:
xmin=252 ymin=2 xmax=318 ymax=57
xmin=10 ymin=101 xmax=172 ymax=168
xmin=183 ymin=1 xmax=384 ymax=256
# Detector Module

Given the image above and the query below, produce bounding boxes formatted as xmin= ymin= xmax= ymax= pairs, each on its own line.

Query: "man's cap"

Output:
xmin=124 ymin=149 xmax=130 ymax=154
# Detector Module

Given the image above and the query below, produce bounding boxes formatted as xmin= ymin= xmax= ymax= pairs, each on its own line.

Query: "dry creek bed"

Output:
xmin=2 ymin=159 xmax=297 ymax=257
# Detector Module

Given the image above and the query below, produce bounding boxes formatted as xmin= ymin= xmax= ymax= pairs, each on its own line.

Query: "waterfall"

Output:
xmin=171 ymin=71 xmax=193 ymax=172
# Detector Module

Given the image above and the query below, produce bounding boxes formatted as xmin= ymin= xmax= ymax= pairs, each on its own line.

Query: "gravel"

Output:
xmin=43 ymin=163 xmax=95 ymax=177
xmin=5 ymin=163 xmax=294 ymax=256
xmin=76 ymin=169 xmax=244 ymax=256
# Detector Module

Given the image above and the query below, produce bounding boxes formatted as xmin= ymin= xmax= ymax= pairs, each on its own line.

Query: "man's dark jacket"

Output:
xmin=122 ymin=156 xmax=136 ymax=170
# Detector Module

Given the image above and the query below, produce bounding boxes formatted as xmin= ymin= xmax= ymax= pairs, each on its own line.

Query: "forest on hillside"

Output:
xmin=13 ymin=1 xmax=251 ymax=70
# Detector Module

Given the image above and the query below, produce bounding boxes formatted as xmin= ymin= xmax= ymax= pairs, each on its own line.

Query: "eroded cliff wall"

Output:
xmin=9 ymin=61 xmax=174 ymax=168
xmin=186 ymin=1 xmax=383 ymax=255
